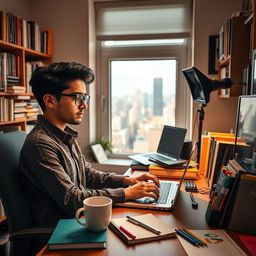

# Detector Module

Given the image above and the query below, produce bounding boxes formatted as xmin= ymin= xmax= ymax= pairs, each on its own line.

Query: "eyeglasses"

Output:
xmin=55 ymin=93 xmax=90 ymax=107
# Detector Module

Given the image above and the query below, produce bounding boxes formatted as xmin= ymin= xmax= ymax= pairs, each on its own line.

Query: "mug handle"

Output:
xmin=75 ymin=207 xmax=88 ymax=226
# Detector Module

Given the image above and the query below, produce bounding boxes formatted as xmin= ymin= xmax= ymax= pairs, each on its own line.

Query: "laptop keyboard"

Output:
xmin=151 ymin=154 xmax=175 ymax=162
xmin=157 ymin=182 xmax=172 ymax=204
xmin=144 ymin=182 xmax=172 ymax=204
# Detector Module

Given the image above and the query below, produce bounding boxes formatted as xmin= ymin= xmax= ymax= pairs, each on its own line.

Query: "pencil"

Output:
xmin=175 ymin=229 xmax=200 ymax=247
xmin=182 ymin=228 xmax=208 ymax=246
xmin=181 ymin=229 xmax=204 ymax=247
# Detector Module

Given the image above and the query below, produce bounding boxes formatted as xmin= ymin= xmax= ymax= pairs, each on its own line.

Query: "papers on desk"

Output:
xmin=177 ymin=230 xmax=246 ymax=256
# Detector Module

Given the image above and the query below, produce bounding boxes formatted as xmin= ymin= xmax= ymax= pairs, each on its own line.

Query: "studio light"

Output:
xmin=182 ymin=66 xmax=233 ymax=163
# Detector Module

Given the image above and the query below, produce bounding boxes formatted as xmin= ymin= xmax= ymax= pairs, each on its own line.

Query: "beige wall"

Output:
xmin=193 ymin=0 xmax=243 ymax=135
xmin=30 ymin=0 xmax=95 ymax=154
xmin=0 ymin=0 xmax=30 ymax=19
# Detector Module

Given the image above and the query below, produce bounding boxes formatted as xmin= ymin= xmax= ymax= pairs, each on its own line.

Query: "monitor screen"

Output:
xmin=236 ymin=95 xmax=256 ymax=146
xmin=234 ymin=95 xmax=256 ymax=172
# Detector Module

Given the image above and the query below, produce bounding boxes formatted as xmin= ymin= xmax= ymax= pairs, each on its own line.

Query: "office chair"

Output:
xmin=0 ymin=131 xmax=53 ymax=256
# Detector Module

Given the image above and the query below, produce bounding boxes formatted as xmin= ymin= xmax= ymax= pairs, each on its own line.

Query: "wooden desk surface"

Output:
xmin=36 ymin=175 xmax=251 ymax=256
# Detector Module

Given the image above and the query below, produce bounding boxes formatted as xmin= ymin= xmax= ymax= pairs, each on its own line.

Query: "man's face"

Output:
xmin=55 ymin=79 xmax=88 ymax=125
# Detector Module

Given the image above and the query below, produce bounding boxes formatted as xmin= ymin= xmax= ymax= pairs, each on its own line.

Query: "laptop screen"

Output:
xmin=157 ymin=125 xmax=187 ymax=158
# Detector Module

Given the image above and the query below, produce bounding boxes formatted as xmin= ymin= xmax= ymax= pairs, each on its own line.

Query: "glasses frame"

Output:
xmin=55 ymin=93 xmax=90 ymax=107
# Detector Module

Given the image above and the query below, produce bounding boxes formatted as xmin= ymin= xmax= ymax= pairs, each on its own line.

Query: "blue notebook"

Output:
xmin=48 ymin=219 xmax=107 ymax=250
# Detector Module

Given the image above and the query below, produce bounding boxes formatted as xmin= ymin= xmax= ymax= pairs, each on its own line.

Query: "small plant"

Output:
xmin=86 ymin=137 xmax=113 ymax=161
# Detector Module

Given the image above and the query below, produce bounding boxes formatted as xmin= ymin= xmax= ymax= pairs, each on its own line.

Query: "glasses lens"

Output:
xmin=75 ymin=94 xmax=90 ymax=106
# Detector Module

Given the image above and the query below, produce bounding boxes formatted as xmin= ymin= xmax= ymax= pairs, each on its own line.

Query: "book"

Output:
xmin=149 ymin=165 xmax=198 ymax=179
xmin=177 ymin=229 xmax=246 ymax=256
xmin=239 ymin=235 xmax=256 ymax=256
xmin=130 ymin=160 xmax=150 ymax=170
xmin=109 ymin=213 xmax=175 ymax=245
xmin=48 ymin=219 xmax=107 ymax=250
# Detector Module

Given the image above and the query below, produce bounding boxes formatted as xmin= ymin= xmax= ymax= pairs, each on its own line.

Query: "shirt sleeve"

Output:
xmin=20 ymin=139 xmax=126 ymax=218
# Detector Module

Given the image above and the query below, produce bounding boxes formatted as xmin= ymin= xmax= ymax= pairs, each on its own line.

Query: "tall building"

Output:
xmin=153 ymin=78 xmax=163 ymax=116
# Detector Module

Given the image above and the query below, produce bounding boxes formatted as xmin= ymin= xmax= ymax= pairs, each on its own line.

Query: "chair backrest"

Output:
xmin=0 ymin=131 xmax=32 ymax=233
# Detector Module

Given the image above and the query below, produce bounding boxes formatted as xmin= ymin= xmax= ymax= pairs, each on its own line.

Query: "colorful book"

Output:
xmin=149 ymin=165 xmax=198 ymax=179
xmin=48 ymin=219 xmax=107 ymax=250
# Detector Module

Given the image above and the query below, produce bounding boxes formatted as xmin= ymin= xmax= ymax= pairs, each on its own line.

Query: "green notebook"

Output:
xmin=48 ymin=219 xmax=107 ymax=250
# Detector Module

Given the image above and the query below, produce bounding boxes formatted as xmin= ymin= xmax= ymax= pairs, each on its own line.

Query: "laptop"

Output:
xmin=115 ymin=142 xmax=196 ymax=211
xmin=129 ymin=125 xmax=187 ymax=167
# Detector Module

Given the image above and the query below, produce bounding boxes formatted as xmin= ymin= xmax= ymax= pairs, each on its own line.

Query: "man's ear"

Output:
xmin=43 ymin=94 xmax=56 ymax=109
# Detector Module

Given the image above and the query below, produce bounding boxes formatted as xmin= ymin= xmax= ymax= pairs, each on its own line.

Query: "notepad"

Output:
xmin=177 ymin=230 xmax=246 ymax=256
xmin=109 ymin=213 xmax=175 ymax=245
xmin=48 ymin=219 xmax=107 ymax=250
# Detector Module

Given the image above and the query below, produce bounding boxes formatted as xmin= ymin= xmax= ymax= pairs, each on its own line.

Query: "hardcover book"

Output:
xmin=48 ymin=219 xmax=107 ymax=250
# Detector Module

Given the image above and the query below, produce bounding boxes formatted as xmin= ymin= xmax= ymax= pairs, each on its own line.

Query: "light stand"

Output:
xmin=182 ymin=66 xmax=233 ymax=164
xmin=196 ymin=103 xmax=206 ymax=163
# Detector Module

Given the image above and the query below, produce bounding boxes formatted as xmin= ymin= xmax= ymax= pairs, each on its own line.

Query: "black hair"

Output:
xmin=30 ymin=62 xmax=94 ymax=112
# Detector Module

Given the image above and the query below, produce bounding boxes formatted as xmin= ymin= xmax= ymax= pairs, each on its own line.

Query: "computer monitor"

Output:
xmin=235 ymin=95 xmax=256 ymax=146
xmin=234 ymin=95 xmax=256 ymax=171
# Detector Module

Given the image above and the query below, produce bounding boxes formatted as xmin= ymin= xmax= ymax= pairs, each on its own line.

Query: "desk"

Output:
xmin=37 ymin=174 xmax=251 ymax=256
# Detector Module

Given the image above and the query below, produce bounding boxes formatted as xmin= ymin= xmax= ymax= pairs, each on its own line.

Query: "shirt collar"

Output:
xmin=37 ymin=115 xmax=78 ymax=144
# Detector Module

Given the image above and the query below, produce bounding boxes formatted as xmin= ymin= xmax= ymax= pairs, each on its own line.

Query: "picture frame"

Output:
xmin=208 ymin=35 xmax=219 ymax=75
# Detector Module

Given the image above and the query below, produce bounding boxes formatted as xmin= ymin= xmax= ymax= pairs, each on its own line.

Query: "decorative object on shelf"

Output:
xmin=208 ymin=35 xmax=219 ymax=75
xmin=86 ymin=137 xmax=113 ymax=161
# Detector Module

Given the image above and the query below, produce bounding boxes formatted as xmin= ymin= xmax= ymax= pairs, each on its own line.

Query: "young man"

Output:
xmin=19 ymin=62 xmax=159 ymax=228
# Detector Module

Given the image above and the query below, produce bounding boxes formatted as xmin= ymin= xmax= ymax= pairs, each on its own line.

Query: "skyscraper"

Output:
xmin=153 ymin=77 xmax=163 ymax=116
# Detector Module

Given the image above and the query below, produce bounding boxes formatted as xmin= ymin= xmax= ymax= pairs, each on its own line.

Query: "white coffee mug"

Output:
xmin=75 ymin=196 xmax=112 ymax=232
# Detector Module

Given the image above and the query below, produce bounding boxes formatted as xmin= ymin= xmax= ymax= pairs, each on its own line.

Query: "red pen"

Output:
xmin=119 ymin=226 xmax=136 ymax=239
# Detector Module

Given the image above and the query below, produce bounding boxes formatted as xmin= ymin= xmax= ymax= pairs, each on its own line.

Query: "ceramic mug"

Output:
xmin=75 ymin=196 xmax=112 ymax=232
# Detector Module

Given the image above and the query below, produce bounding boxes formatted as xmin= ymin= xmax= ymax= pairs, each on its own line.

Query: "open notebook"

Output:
xmin=109 ymin=213 xmax=175 ymax=245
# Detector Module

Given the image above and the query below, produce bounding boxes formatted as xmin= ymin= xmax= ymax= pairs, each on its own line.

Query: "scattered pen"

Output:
xmin=182 ymin=228 xmax=207 ymax=247
xmin=119 ymin=226 xmax=136 ymax=239
xmin=126 ymin=216 xmax=161 ymax=234
xmin=183 ymin=228 xmax=208 ymax=246
xmin=175 ymin=229 xmax=200 ymax=247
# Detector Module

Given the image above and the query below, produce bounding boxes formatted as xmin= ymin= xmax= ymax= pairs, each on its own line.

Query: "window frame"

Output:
xmin=96 ymin=43 xmax=191 ymax=157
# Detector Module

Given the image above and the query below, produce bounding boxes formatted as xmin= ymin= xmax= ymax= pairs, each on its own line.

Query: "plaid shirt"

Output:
xmin=19 ymin=115 xmax=125 ymax=227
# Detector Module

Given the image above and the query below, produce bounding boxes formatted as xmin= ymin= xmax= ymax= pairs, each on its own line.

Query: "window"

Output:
xmin=97 ymin=43 xmax=191 ymax=155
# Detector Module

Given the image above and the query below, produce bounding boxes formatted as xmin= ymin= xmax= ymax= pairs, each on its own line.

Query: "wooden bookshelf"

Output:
xmin=0 ymin=11 xmax=53 ymax=133
xmin=217 ymin=16 xmax=250 ymax=98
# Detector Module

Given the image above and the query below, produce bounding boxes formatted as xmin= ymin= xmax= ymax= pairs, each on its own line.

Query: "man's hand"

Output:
xmin=123 ymin=173 xmax=160 ymax=187
xmin=123 ymin=173 xmax=160 ymax=200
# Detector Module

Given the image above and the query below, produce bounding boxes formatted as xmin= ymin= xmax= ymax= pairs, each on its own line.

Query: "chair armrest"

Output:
xmin=9 ymin=227 xmax=54 ymax=240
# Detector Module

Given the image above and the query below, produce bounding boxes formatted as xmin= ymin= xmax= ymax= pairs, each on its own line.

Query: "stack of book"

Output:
xmin=199 ymin=132 xmax=250 ymax=187
xmin=149 ymin=161 xmax=198 ymax=180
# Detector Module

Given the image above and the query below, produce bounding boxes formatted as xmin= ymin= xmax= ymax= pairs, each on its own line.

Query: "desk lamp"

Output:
xmin=182 ymin=66 xmax=233 ymax=163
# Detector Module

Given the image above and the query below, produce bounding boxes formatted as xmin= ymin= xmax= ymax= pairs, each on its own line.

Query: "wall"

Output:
xmin=193 ymin=0 xmax=243 ymax=136
xmin=0 ymin=0 xmax=30 ymax=19
xmin=30 ymin=0 xmax=95 ymax=154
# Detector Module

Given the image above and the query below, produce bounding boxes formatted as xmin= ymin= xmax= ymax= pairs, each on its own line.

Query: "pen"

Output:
xmin=175 ymin=229 xmax=200 ymax=247
xmin=119 ymin=226 xmax=136 ymax=239
xmin=190 ymin=192 xmax=198 ymax=209
xmin=182 ymin=228 xmax=207 ymax=247
xmin=126 ymin=216 xmax=161 ymax=234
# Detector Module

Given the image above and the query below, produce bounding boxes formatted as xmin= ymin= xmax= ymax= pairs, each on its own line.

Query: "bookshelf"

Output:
xmin=0 ymin=11 xmax=53 ymax=133
xmin=218 ymin=16 xmax=250 ymax=98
